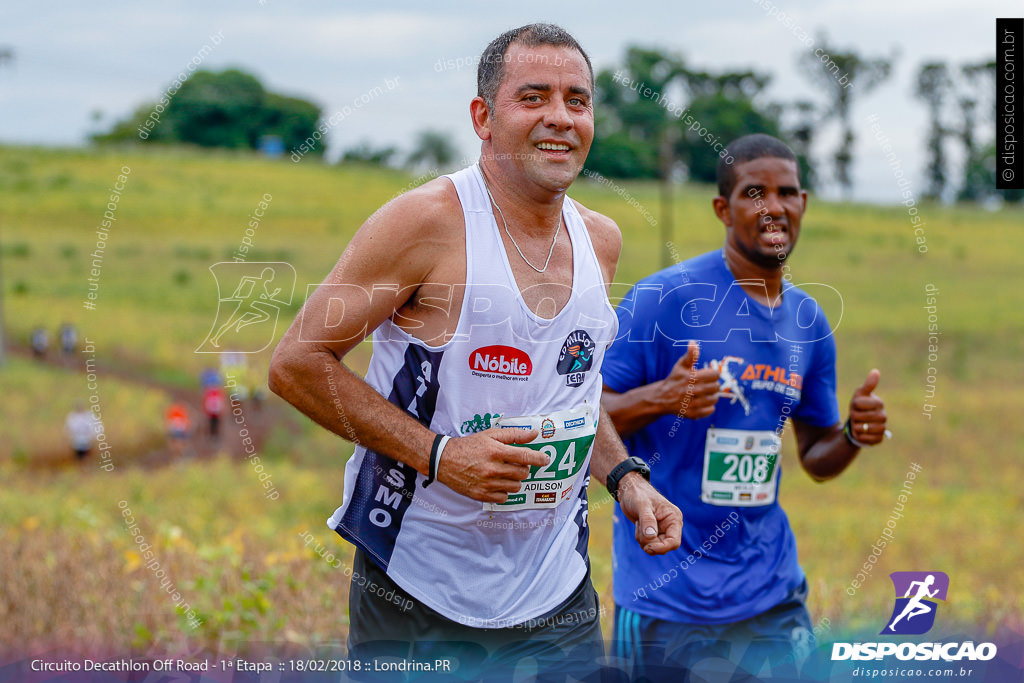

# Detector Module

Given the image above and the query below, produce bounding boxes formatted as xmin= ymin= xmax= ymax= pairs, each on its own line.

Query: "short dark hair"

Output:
xmin=717 ymin=134 xmax=799 ymax=198
xmin=477 ymin=23 xmax=594 ymax=111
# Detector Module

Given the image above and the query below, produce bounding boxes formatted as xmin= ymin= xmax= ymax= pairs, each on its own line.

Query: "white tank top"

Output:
xmin=327 ymin=164 xmax=618 ymax=626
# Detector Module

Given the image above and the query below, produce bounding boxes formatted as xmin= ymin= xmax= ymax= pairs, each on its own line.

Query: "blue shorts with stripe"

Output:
xmin=612 ymin=580 xmax=815 ymax=681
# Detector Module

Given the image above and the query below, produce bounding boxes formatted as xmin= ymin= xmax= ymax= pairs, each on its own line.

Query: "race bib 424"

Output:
xmin=484 ymin=406 xmax=595 ymax=512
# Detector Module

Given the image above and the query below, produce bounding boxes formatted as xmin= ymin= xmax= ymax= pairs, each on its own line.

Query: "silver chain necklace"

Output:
xmin=482 ymin=177 xmax=561 ymax=274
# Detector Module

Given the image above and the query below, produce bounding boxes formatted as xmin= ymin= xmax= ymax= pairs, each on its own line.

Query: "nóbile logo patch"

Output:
xmin=469 ymin=345 xmax=532 ymax=380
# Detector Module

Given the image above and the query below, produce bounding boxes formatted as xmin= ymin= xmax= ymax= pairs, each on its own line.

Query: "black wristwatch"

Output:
xmin=606 ymin=456 xmax=651 ymax=501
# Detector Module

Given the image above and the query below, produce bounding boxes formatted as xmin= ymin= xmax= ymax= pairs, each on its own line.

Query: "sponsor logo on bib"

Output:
xmin=470 ymin=345 xmax=532 ymax=381
xmin=557 ymin=330 xmax=595 ymax=388
xmin=461 ymin=412 xmax=501 ymax=434
xmin=540 ymin=419 xmax=555 ymax=439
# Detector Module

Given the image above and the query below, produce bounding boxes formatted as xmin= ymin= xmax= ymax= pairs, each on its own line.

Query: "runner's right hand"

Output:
xmin=436 ymin=428 xmax=545 ymax=503
xmin=659 ymin=341 xmax=720 ymax=419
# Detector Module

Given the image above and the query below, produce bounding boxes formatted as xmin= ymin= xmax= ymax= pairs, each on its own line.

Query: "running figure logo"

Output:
xmin=557 ymin=330 xmax=595 ymax=388
xmin=709 ymin=356 xmax=751 ymax=416
xmin=566 ymin=345 xmax=590 ymax=371
xmin=881 ymin=571 xmax=949 ymax=635
xmin=197 ymin=262 xmax=295 ymax=353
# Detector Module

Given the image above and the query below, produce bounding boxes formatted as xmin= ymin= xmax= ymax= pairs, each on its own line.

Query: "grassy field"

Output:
xmin=1 ymin=144 xmax=1021 ymax=657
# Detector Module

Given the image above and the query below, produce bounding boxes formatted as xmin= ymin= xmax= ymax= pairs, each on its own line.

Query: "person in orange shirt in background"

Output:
xmin=165 ymin=402 xmax=191 ymax=459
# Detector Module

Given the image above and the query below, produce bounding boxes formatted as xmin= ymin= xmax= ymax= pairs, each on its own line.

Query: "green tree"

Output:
xmin=963 ymin=143 xmax=1024 ymax=204
xmin=256 ymin=93 xmax=322 ymax=153
xmin=586 ymin=46 xmax=787 ymax=266
xmin=168 ymin=69 xmax=265 ymax=148
xmin=914 ymin=62 xmax=953 ymax=200
xmin=406 ymin=130 xmax=457 ymax=171
xmin=956 ymin=60 xmax=996 ymax=202
xmin=584 ymin=111 xmax=658 ymax=180
xmin=588 ymin=47 xmax=686 ymax=267
xmin=800 ymin=36 xmax=895 ymax=198
xmin=781 ymin=100 xmax=819 ymax=191
xmin=674 ymin=69 xmax=784 ymax=186
xmin=588 ymin=49 xmax=784 ymax=184
xmin=588 ymin=47 xmax=684 ymax=181
xmin=340 ymin=141 xmax=398 ymax=166
xmin=94 ymin=69 xmax=322 ymax=154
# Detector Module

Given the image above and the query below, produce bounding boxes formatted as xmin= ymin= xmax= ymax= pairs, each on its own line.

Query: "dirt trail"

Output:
xmin=9 ymin=341 xmax=301 ymax=470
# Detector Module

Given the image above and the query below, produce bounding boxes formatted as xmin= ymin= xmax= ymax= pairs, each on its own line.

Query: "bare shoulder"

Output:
xmin=571 ymin=198 xmax=622 ymax=282
xmin=342 ymin=175 xmax=463 ymax=284
xmin=360 ymin=176 xmax=462 ymax=247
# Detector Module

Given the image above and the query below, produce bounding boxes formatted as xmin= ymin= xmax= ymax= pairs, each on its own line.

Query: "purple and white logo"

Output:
xmin=881 ymin=571 xmax=949 ymax=635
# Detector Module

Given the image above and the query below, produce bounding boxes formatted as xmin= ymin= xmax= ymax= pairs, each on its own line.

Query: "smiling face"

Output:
xmin=472 ymin=42 xmax=594 ymax=195
xmin=714 ymin=156 xmax=807 ymax=271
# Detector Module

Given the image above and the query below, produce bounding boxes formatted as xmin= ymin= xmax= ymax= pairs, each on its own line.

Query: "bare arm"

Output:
xmin=573 ymin=202 xmax=681 ymax=554
xmin=795 ymin=369 xmax=888 ymax=482
xmin=590 ymin=404 xmax=682 ymax=555
xmin=268 ymin=182 xmax=545 ymax=503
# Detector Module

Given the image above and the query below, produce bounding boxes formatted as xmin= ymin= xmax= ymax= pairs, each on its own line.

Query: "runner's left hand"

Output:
xmin=848 ymin=369 xmax=887 ymax=446
xmin=616 ymin=475 xmax=682 ymax=555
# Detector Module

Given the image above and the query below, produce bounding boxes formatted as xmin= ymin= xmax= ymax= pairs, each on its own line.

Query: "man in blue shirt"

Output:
xmin=602 ymin=134 xmax=889 ymax=679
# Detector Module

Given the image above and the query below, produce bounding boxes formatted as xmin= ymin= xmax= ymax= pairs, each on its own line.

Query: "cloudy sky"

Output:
xmin=1 ymin=0 xmax=1014 ymax=202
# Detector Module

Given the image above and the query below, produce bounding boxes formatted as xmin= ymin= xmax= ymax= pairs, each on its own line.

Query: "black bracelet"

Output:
xmin=422 ymin=434 xmax=448 ymax=488
xmin=843 ymin=418 xmax=869 ymax=449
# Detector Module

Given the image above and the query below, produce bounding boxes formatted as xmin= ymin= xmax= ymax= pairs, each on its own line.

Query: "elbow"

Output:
xmin=268 ymin=345 xmax=298 ymax=399
xmin=268 ymin=340 xmax=339 ymax=400
xmin=267 ymin=363 xmax=285 ymax=399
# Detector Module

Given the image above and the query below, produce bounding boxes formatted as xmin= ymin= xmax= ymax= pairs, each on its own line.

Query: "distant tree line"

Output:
xmin=95 ymin=68 xmax=458 ymax=172
xmin=913 ymin=59 xmax=1017 ymax=202
xmin=586 ymin=38 xmax=1015 ymax=204
xmin=584 ymin=37 xmax=897 ymax=197
xmin=95 ymin=49 xmax=1015 ymax=204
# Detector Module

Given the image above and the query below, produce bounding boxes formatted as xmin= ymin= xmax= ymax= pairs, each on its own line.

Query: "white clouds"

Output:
xmin=0 ymin=0 xmax=1015 ymax=200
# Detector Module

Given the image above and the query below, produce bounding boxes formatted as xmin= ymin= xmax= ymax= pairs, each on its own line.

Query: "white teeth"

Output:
xmin=536 ymin=142 xmax=570 ymax=151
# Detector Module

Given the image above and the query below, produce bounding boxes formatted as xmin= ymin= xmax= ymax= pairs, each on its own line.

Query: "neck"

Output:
xmin=478 ymin=152 xmax=564 ymax=236
xmin=722 ymin=244 xmax=785 ymax=305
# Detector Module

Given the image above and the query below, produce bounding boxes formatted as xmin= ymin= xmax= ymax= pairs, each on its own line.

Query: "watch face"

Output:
xmin=630 ymin=457 xmax=650 ymax=478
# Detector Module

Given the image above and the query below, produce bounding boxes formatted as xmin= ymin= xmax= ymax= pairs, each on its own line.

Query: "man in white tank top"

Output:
xmin=270 ymin=23 xmax=681 ymax=678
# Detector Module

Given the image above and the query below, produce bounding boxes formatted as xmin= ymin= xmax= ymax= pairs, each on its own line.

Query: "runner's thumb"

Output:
xmin=679 ymin=340 xmax=700 ymax=370
xmin=854 ymin=368 xmax=881 ymax=397
xmin=638 ymin=505 xmax=658 ymax=539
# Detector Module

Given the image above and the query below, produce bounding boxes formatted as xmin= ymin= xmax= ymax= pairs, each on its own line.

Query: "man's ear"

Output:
xmin=712 ymin=196 xmax=731 ymax=227
xmin=470 ymin=97 xmax=492 ymax=141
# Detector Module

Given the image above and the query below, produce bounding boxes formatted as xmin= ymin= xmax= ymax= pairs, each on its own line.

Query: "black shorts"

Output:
xmin=614 ymin=580 xmax=815 ymax=682
xmin=347 ymin=549 xmax=604 ymax=681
